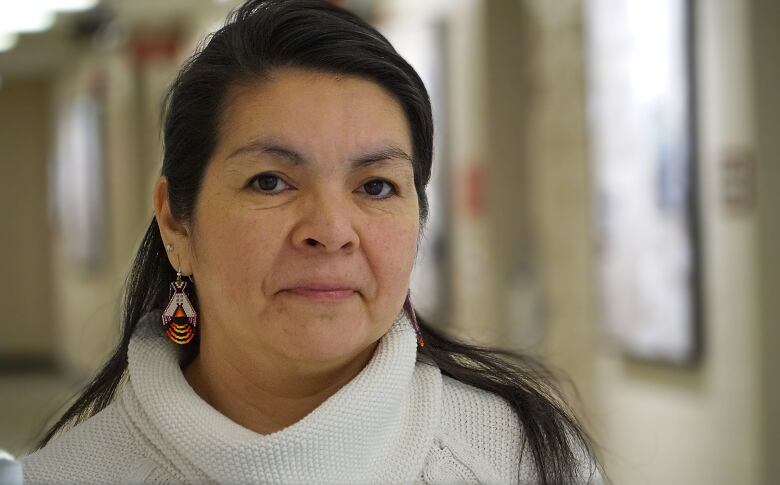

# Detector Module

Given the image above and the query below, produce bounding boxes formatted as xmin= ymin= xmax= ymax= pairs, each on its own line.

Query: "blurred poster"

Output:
xmin=52 ymin=92 xmax=106 ymax=271
xmin=585 ymin=0 xmax=701 ymax=364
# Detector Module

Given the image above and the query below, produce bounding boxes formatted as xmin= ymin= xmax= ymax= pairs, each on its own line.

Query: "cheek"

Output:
xmin=191 ymin=203 xmax=284 ymax=305
xmin=362 ymin=216 xmax=419 ymax=297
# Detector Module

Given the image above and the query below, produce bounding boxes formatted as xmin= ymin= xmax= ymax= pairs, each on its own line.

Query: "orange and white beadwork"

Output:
xmin=162 ymin=272 xmax=198 ymax=345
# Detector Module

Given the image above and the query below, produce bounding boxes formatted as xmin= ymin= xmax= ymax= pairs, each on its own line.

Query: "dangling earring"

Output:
xmin=403 ymin=292 xmax=425 ymax=348
xmin=162 ymin=268 xmax=198 ymax=345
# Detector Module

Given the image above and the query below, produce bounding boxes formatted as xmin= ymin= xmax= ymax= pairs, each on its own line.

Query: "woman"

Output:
xmin=19 ymin=0 xmax=604 ymax=483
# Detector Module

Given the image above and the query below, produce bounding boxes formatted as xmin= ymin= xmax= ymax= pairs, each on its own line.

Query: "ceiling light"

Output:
xmin=43 ymin=0 xmax=100 ymax=12
xmin=0 ymin=1 xmax=100 ymax=36
xmin=0 ymin=8 xmax=56 ymax=34
xmin=0 ymin=32 xmax=18 ymax=53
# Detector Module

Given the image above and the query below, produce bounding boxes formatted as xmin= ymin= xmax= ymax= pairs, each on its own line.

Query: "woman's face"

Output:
xmin=178 ymin=68 xmax=419 ymax=366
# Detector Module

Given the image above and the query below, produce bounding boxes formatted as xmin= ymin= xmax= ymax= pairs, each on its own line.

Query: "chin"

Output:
xmin=273 ymin=316 xmax=377 ymax=364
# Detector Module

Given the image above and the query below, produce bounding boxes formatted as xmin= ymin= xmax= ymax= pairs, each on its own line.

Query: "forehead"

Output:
xmin=215 ymin=68 xmax=412 ymax=161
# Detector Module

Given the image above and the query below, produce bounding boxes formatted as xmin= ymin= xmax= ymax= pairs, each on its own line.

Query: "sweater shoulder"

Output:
xmin=437 ymin=375 xmax=603 ymax=485
xmin=436 ymin=374 xmax=530 ymax=483
xmin=19 ymin=400 xmax=157 ymax=484
xmin=439 ymin=374 xmax=523 ymax=450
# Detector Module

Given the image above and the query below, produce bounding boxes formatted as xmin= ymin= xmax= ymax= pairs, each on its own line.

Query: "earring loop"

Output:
xmin=404 ymin=292 xmax=425 ymax=348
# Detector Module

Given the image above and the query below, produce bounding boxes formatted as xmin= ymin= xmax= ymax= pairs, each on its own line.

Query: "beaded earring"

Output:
xmin=162 ymin=248 xmax=198 ymax=344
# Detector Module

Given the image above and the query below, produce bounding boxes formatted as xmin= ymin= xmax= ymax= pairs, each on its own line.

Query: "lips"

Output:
xmin=281 ymin=281 xmax=358 ymax=301
xmin=287 ymin=288 xmax=355 ymax=301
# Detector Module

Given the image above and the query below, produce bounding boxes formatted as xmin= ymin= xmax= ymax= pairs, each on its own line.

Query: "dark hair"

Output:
xmin=37 ymin=1 xmax=602 ymax=483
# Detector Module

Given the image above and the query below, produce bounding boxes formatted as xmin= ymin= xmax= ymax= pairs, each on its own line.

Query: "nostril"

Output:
xmin=305 ymin=238 xmax=319 ymax=247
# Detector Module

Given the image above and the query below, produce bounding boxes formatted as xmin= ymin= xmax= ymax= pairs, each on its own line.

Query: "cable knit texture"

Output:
xmin=19 ymin=310 xmax=602 ymax=484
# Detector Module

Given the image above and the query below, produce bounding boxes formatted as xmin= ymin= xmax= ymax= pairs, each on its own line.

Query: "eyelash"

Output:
xmin=247 ymin=173 xmax=398 ymax=199
xmin=248 ymin=173 xmax=292 ymax=195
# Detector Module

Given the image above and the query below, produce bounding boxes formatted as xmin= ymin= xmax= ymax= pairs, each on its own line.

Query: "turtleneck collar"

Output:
xmin=118 ymin=309 xmax=441 ymax=484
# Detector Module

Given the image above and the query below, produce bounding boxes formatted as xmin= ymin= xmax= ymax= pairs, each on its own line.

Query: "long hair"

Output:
xmin=36 ymin=1 xmax=602 ymax=482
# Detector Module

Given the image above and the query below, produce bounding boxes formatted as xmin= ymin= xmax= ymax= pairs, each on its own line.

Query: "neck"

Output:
xmin=182 ymin=337 xmax=378 ymax=435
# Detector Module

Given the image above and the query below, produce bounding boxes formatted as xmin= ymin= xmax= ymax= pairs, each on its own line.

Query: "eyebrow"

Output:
xmin=226 ymin=139 xmax=413 ymax=169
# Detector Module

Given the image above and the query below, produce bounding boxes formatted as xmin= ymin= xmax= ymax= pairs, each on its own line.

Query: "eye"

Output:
xmin=248 ymin=173 xmax=291 ymax=194
xmin=358 ymin=179 xmax=396 ymax=198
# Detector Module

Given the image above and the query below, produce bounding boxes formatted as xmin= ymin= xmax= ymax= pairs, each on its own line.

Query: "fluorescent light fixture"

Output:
xmin=0 ymin=8 xmax=56 ymax=35
xmin=0 ymin=32 xmax=18 ymax=53
xmin=43 ymin=0 xmax=100 ymax=12
xmin=0 ymin=1 xmax=99 ymax=36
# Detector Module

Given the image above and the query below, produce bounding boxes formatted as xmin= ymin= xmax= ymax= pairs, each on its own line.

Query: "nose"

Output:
xmin=290 ymin=191 xmax=360 ymax=253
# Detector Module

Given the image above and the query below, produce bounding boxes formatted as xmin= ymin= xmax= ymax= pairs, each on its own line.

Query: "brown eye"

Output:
xmin=249 ymin=173 xmax=290 ymax=194
xmin=360 ymin=179 xmax=395 ymax=198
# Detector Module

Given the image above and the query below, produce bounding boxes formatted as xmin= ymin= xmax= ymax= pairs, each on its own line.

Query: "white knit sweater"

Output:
xmin=19 ymin=310 xmax=602 ymax=484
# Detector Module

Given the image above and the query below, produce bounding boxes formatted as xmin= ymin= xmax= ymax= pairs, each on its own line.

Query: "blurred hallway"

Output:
xmin=1 ymin=1 xmax=777 ymax=484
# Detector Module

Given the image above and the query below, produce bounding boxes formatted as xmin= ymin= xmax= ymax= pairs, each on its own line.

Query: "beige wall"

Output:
xmin=0 ymin=77 xmax=86 ymax=456
xmin=0 ymin=12 xmax=229 ymax=457
xmin=50 ymin=54 xmax=146 ymax=374
xmin=446 ymin=0 xmax=500 ymax=343
xmin=517 ymin=0 xmax=600 ymax=422
xmin=0 ymin=77 xmax=54 ymax=360
xmin=51 ymin=15 xmax=224 ymax=375
xmin=446 ymin=0 xmax=602 ymax=447
xmin=0 ymin=2 xmax=775 ymax=482
xmin=446 ymin=0 xmax=769 ymax=484
xmin=752 ymin=0 xmax=780 ymax=481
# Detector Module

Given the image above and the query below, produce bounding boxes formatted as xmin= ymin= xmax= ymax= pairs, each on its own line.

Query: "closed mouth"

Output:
xmin=283 ymin=287 xmax=356 ymax=301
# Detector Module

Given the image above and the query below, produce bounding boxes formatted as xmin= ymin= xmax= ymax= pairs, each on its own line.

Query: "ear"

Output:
xmin=154 ymin=176 xmax=194 ymax=275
